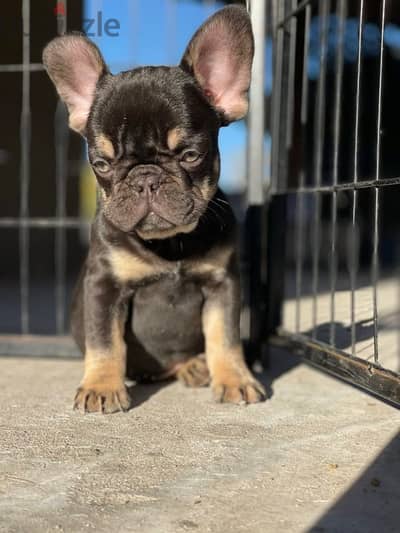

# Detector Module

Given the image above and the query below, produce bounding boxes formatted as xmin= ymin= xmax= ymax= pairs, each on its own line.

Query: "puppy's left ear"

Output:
xmin=43 ymin=34 xmax=107 ymax=135
xmin=180 ymin=5 xmax=254 ymax=124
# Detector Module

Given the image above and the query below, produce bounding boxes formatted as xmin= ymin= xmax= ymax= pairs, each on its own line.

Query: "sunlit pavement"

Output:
xmin=0 ymin=349 xmax=399 ymax=533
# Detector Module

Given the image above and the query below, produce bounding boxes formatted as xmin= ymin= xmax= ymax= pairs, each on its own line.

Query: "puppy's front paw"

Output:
xmin=212 ymin=375 xmax=266 ymax=404
xmin=74 ymin=385 xmax=131 ymax=414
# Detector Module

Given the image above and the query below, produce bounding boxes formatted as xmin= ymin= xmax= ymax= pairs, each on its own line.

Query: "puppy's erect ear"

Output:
xmin=43 ymin=34 xmax=107 ymax=134
xmin=180 ymin=5 xmax=254 ymax=124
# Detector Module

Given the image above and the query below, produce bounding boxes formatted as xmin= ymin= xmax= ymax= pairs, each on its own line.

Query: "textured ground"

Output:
xmin=0 ymin=349 xmax=399 ymax=533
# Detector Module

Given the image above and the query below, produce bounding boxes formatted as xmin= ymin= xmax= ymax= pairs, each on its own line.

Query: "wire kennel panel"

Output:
xmin=0 ymin=0 xmax=255 ymax=358
xmin=265 ymin=0 xmax=400 ymax=406
xmin=0 ymin=0 xmax=84 ymax=356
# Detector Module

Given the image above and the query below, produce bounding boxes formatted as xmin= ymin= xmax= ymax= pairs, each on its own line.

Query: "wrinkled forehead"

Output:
xmin=87 ymin=67 xmax=219 ymax=156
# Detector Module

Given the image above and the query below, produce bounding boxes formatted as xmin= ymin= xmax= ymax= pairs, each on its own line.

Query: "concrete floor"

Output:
xmin=0 ymin=350 xmax=399 ymax=533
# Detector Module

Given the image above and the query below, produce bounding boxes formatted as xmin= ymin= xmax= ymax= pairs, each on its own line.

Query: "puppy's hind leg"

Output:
xmin=176 ymin=354 xmax=210 ymax=388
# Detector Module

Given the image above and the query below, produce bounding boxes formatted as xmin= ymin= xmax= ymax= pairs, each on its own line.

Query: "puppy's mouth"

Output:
xmin=136 ymin=211 xmax=174 ymax=233
xmin=134 ymin=211 xmax=198 ymax=240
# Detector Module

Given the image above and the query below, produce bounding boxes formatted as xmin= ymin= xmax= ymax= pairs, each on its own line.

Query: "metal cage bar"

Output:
xmin=245 ymin=0 xmax=267 ymax=364
xmin=372 ymin=0 xmax=387 ymax=363
xmin=265 ymin=0 xmax=400 ymax=406
xmin=311 ymin=0 xmax=330 ymax=339
xmin=19 ymin=0 xmax=31 ymax=334
xmin=54 ymin=0 xmax=69 ymax=335
xmin=248 ymin=0 xmax=266 ymax=206
xmin=295 ymin=2 xmax=311 ymax=334
xmin=349 ymin=0 xmax=365 ymax=357
xmin=329 ymin=0 xmax=346 ymax=347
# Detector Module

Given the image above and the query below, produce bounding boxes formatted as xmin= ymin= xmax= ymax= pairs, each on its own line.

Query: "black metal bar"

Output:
xmin=270 ymin=332 xmax=400 ymax=407
xmin=0 ymin=64 xmax=44 ymax=72
xmin=248 ymin=0 xmax=266 ymax=205
xmin=311 ymin=193 xmax=321 ymax=339
xmin=19 ymin=0 xmax=31 ymax=334
xmin=285 ymin=0 xmax=297 ymax=150
xmin=263 ymin=0 xmax=290 ymax=367
xmin=270 ymin=0 xmax=285 ymax=193
xmin=330 ymin=0 xmax=346 ymax=346
xmin=55 ymin=103 xmax=69 ymax=335
xmin=349 ymin=0 xmax=365 ymax=356
xmin=268 ymin=176 xmax=400 ymax=195
xmin=245 ymin=0 xmax=266 ymax=364
xmin=54 ymin=1 xmax=69 ymax=336
xmin=300 ymin=3 xmax=311 ymax=126
xmin=275 ymin=0 xmax=294 ymax=193
xmin=277 ymin=0 xmax=316 ymax=28
xmin=372 ymin=187 xmax=380 ymax=362
xmin=311 ymin=0 xmax=330 ymax=338
xmin=244 ymin=206 xmax=264 ymax=365
xmin=350 ymin=189 xmax=358 ymax=356
xmin=277 ymin=0 xmax=294 ymax=191
xmin=295 ymin=189 xmax=305 ymax=334
xmin=264 ymin=196 xmax=287 ymax=341
xmin=0 ymin=218 xmax=88 ymax=228
xmin=295 ymin=3 xmax=311 ymax=334
xmin=372 ymin=0 xmax=387 ymax=364
xmin=315 ymin=17 xmax=330 ymax=186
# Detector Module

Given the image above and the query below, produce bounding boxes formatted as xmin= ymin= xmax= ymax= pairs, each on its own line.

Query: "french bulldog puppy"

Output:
xmin=43 ymin=5 xmax=266 ymax=413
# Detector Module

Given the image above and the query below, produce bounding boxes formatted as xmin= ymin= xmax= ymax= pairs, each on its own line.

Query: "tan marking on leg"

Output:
xmin=96 ymin=133 xmax=115 ymax=159
xmin=202 ymin=306 xmax=266 ymax=404
xmin=136 ymin=221 xmax=198 ymax=241
xmin=167 ymin=127 xmax=185 ymax=151
xmin=74 ymin=318 xmax=130 ymax=414
xmin=109 ymin=248 xmax=161 ymax=283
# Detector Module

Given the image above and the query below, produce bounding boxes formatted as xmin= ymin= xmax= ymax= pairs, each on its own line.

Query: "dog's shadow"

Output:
xmin=126 ymin=378 xmax=174 ymax=410
xmin=249 ymin=353 xmax=292 ymax=402
xmin=127 ymin=370 xmax=274 ymax=409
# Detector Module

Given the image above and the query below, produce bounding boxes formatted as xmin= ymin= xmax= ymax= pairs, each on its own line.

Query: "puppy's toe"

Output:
xmin=74 ymin=386 xmax=131 ymax=414
xmin=176 ymin=355 xmax=210 ymax=388
xmin=103 ymin=389 xmax=131 ymax=413
xmin=212 ymin=379 xmax=266 ymax=405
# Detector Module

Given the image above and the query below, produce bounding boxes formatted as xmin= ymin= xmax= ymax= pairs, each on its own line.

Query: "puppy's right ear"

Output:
xmin=43 ymin=34 xmax=107 ymax=135
xmin=180 ymin=6 xmax=254 ymax=125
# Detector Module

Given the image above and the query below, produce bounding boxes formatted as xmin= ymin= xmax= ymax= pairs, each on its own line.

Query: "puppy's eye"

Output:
xmin=92 ymin=159 xmax=111 ymax=173
xmin=181 ymin=149 xmax=201 ymax=164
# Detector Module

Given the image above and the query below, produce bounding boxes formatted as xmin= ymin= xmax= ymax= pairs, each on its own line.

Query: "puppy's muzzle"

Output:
xmin=131 ymin=165 xmax=162 ymax=196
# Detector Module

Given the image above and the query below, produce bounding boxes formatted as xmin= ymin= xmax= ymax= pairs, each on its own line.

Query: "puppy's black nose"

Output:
xmin=134 ymin=175 xmax=160 ymax=194
xmin=132 ymin=165 xmax=161 ymax=195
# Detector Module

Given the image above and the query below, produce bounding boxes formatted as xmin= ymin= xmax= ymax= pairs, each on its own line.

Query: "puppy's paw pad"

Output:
xmin=176 ymin=355 xmax=210 ymax=388
xmin=212 ymin=379 xmax=266 ymax=404
xmin=74 ymin=386 xmax=131 ymax=414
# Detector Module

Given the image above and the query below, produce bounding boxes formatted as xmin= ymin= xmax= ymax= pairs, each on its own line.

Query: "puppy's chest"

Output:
xmin=108 ymin=246 xmax=231 ymax=287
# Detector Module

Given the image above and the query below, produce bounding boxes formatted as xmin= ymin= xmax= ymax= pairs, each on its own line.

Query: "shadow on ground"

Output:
xmin=310 ymin=432 xmax=400 ymax=532
xmin=127 ymin=380 xmax=174 ymax=410
xmin=258 ymin=317 xmax=392 ymax=401
xmin=304 ymin=319 xmax=375 ymax=350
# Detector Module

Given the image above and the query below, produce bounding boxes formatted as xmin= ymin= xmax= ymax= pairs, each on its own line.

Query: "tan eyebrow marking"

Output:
xmin=96 ymin=134 xmax=115 ymax=158
xmin=167 ymin=127 xmax=186 ymax=151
